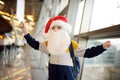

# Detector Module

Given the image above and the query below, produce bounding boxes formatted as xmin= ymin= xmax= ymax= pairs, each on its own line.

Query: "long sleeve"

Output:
xmin=84 ymin=45 xmax=106 ymax=58
xmin=24 ymin=33 xmax=39 ymax=50
xmin=70 ymin=40 xmax=106 ymax=58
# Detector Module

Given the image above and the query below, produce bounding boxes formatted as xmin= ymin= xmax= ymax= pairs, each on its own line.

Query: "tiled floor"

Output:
xmin=0 ymin=47 xmax=32 ymax=80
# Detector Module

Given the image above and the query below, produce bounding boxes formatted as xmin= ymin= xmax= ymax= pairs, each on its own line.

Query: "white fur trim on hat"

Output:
xmin=50 ymin=20 xmax=72 ymax=33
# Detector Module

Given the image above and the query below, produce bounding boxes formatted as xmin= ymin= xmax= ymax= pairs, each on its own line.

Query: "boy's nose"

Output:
xmin=54 ymin=27 xmax=58 ymax=31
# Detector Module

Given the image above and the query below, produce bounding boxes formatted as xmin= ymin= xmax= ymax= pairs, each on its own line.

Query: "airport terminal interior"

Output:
xmin=0 ymin=0 xmax=120 ymax=80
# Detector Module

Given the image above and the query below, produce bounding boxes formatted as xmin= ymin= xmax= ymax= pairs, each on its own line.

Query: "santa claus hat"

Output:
xmin=43 ymin=16 xmax=72 ymax=38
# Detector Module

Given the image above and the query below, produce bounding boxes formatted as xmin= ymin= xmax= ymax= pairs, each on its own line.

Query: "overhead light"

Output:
xmin=26 ymin=15 xmax=34 ymax=22
xmin=0 ymin=0 xmax=5 ymax=10
xmin=0 ymin=0 xmax=5 ymax=5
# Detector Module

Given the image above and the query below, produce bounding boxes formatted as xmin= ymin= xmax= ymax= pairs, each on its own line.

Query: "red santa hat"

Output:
xmin=43 ymin=15 xmax=72 ymax=38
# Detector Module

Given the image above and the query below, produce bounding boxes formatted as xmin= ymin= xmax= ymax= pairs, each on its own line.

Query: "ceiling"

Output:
xmin=0 ymin=0 xmax=43 ymax=21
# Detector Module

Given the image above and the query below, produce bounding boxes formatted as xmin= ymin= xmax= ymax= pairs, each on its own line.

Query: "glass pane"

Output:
xmin=90 ymin=0 xmax=120 ymax=31
xmin=82 ymin=38 xmax=120 ymax=80
xmin=74 ymin=1 xmax=85 ymax=35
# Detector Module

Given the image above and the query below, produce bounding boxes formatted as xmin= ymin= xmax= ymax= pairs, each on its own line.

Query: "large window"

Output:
xmin=80 ymin=0 xmax=120 ymax=80
xmin=90 ymin=0 xmax=120 ymax=31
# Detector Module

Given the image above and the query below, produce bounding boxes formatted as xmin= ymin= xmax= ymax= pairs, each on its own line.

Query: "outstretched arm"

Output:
xmin=24 ymin=34 xmax=39 ymax=50
xmin=19 ymin=22 xmax=39 ymax=50
xmin=74 ymin=41 xmax=111 ymax=58
xmin=84 ymin=41 xmax=111 ymax=58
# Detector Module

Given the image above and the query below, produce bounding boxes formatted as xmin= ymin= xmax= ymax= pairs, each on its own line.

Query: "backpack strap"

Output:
xmin=69 ymin=42 xmax=76 ymax=69
xmin=69 ymin=42 xmax=81 ymax=75
xmin=69 ymin=42 xmax=74 ymax=58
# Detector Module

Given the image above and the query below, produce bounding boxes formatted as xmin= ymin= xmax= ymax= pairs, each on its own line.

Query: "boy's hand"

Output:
xmin=19 ymin=21 xmax=25 ymax=29
xmin=103 ymin=41 xmax=111 ymax=49
xmin=19 ymin=22 xmax=28 ymax=34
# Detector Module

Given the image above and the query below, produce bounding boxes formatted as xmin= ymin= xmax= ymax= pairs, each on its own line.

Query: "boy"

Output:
xmin=19 ymin=16 xmax=111 ymax=80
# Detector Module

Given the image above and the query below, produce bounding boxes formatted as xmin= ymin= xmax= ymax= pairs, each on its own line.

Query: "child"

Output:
xmin=19 ymin=15 xmax=111 ymax=80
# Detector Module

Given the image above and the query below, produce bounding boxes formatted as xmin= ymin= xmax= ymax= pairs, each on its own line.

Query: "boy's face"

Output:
xmin=47 ymin=26 xmax=71 ymax=55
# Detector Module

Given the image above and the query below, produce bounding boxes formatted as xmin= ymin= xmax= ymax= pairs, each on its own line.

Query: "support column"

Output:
xmin=77 ymin=0 xmax=94 ymax=80
xmin=67 ymin=0 xmax=82 ymax=37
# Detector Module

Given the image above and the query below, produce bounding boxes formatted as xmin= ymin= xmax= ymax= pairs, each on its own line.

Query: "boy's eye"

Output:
xmin=51 ymin=26 xmax=55 ymax=30
xmin=58 ymin=26 xmax=61 ymax=29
